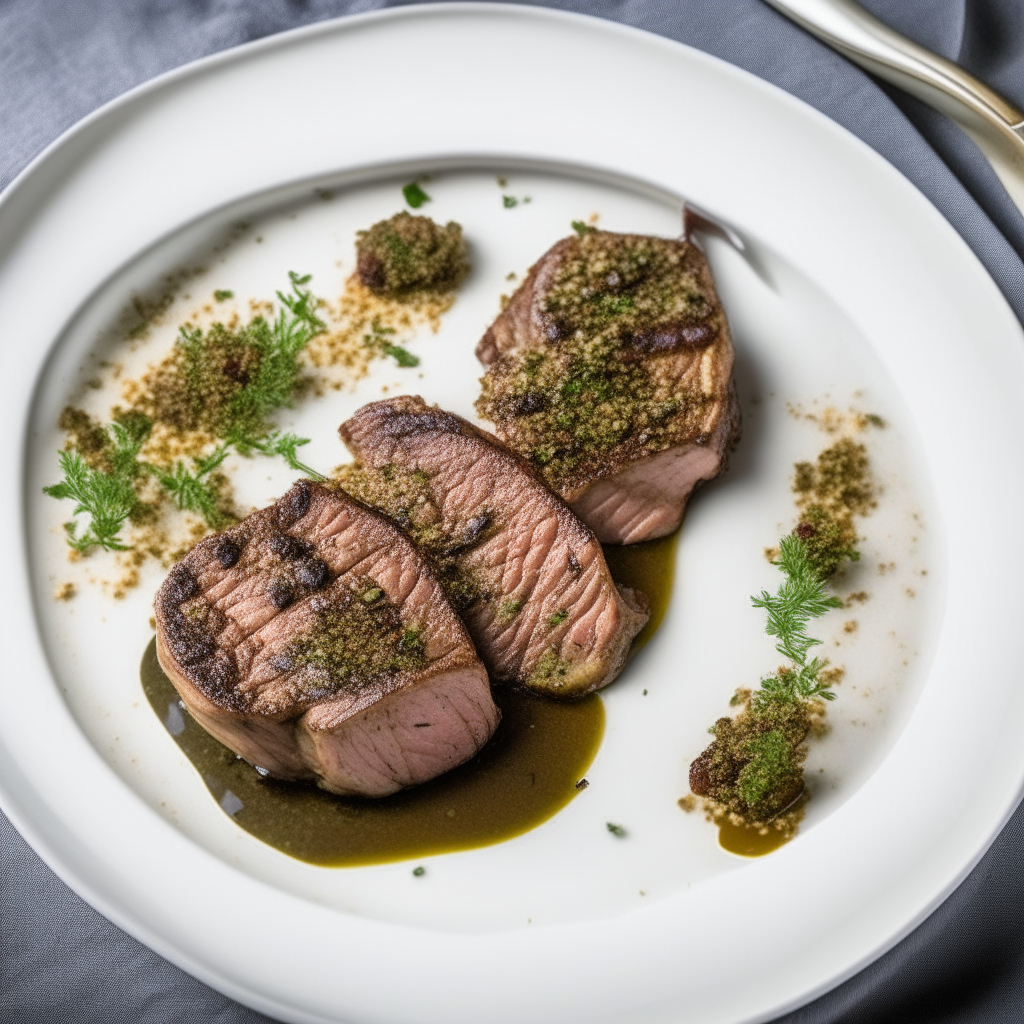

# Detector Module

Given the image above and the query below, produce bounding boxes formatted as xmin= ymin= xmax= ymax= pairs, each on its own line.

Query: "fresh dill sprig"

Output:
xmin=223 ymin=271 xmax=326 ymax=446
xmin=753 ymin=535 xmax=843 ymax=668
xmin=246 ymin=431 xmax=325 ymax=480
xmin=43 ymin=417 xmax=151 ymax=551
xmin=751 ymin=534 xmax=843 ymax=704
xmin=146 ymin=443 xmax=230 ymax=527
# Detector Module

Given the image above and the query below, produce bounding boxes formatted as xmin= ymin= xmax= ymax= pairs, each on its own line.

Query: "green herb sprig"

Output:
xmin=751 ymin=534 xmax=843 ymax=705
xmin=42 ymin=416 xmax=152 ymax=551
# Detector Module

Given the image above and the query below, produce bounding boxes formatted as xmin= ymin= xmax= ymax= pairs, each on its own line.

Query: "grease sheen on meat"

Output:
xmin=154 ymin=481 xmax=498 ymax=798
xmin=476 ymin=230 xmax=740 ymax=544
xmin=338 ymin=396 xmax=649 ymax=699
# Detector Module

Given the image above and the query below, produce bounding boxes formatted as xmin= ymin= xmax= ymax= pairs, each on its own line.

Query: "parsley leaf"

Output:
xmin=402 ymin=182 xmax=431 ymax=208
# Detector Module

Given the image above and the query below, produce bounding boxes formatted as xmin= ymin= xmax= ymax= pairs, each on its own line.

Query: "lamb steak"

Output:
xmin=337 ymin=396 xmax=649 ymax=699
xmin=476 ymin=230 xmax=740 ymax=544
xmin=154 ymin=480 xmax=498 ymax=798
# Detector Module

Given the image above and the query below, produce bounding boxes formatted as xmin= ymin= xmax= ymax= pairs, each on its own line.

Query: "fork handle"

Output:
xmin=763 ymin=0 xmax=1024 ymax=129
xmin=764 ymin=0 xmax=1024 ymax=214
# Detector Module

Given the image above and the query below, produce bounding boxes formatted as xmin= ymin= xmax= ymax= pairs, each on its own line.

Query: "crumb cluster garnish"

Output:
xmin=355 ymin=211 xmax=468 ymax=297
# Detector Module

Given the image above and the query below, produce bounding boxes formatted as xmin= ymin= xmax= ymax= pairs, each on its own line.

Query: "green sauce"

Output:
xmin=602 ymin=531 xmax=679 ymax=652
xmin=717 ymin=819 xmax=794 ymax=858
xmin=139 ymin=531 xmax=677 ymax=866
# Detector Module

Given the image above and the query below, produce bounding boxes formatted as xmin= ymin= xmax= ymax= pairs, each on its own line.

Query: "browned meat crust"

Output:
xmin=338 ymin=397 xmax=649 ymax=699
xmin=154 ymin=481 xmax=498 ymax=798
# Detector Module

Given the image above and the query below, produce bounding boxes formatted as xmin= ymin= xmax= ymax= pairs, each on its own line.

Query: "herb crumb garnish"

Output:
xmin=356 ymin=212 xmax=467 ymax=298
xmin=402 ymin=182 xmax=431 ymax=208
xmin=606 ymin=822 xmax=627 ymax=837
xmin=213 ymin=289 xmax=233 ymax=301
xmin=687 ymin=434 xmax=877 ymax=841
xmin=45 ymin=273 xmax=327 ymax=554
xmin=412 ymin=866 xmax=426 ymax=877
xmin=548 ymin=609 xmax=568 ymax=627
xmin=571 ymin=220 xmax=595 ymax=236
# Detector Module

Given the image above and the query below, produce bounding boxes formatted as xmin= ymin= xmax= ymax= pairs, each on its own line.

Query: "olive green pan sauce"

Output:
xmin=140 ymin=534 xmax=678 ymax=866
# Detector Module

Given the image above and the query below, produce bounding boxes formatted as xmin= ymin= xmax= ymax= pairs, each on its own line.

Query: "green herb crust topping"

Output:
xmin=355 ymin=212 xmax=468 ymax=298
xmin=286 ymin=579 xmax=427 ymax=696
xmin=476 ymin=231 xmax=727 ymax=491
xmin=330 ymin=462 xmax=487 ymax=613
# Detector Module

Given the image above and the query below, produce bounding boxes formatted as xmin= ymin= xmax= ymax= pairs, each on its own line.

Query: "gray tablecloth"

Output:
xmin=3 ymin=2 xmax=1023 ymax=1021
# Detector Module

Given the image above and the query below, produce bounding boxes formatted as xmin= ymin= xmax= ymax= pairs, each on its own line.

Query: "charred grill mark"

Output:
xmin=268 ymin=579 xmax=295 ymax=609
xmin=627 ymin=321 xmax=718 ymax=355
xmin=164 ymin=564 xmax=198 ymax=604
xmin=295 ymin=558 xmax=331 ymax=590
xmin=276 ymin=480 xmax=311 ymax=528
xmin=213 ymin=538 xmax=241 ymax=568
xmin=270 ymin=533 xmax=313 ymax=560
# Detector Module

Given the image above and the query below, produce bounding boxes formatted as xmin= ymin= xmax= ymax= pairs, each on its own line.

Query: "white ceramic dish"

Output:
xmin=3 ymin=6 xmax=1024 ymax=1023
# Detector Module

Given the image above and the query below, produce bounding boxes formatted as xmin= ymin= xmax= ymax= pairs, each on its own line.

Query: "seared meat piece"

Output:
xmin=338 ymin=396 xmax=649 ymax=699
xmin=154 ymin=481 xmax=497 ymax=798
xmin=476 ymin=230 xmax=739 ymax=544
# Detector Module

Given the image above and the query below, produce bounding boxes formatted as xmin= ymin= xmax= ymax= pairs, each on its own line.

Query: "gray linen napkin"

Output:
xmin=2 ymin=2 xmax=1023 ymax=1022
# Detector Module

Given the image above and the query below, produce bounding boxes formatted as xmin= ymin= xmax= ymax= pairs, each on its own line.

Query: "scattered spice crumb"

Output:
xmin=843 ymin=620 xmax=858 ymax=634
xmin=677 ymin=794 xmax=696 ymax=812
xmin=54 ymin=582 xmax=76 ymax=601
xmin=575 ymin=778 xmax=589 ymax=791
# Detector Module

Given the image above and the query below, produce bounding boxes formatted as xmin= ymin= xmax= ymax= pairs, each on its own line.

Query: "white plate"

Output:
xmin=3 ymin=5 xmax=1024 ymax=1023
